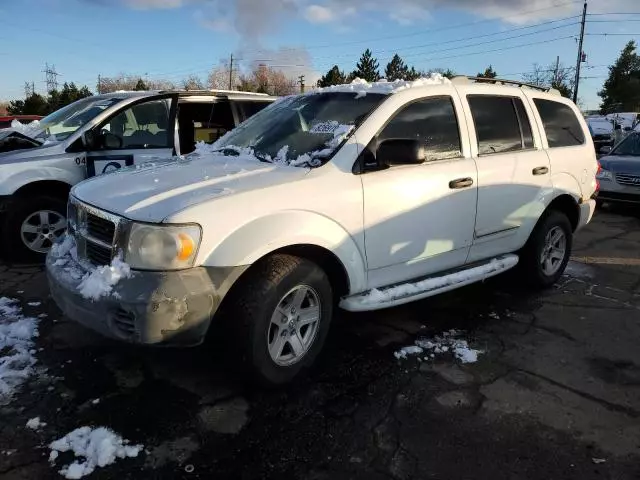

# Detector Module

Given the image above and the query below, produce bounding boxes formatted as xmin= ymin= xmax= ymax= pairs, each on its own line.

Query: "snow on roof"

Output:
xmin=311 ymin=73 xmax=451 ymax=98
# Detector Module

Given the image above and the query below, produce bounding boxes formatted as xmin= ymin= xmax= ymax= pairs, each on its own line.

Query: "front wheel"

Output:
xmin=520 ymin=210 xmax=573 ymax=288
xmin=226 ymin=254 xmax=333 ymax=386
xmin=2 ymin=195 xmax=68 ymax=263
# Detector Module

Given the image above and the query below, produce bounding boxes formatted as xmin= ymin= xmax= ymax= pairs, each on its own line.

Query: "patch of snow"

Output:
xmin=49 ymin=426 xmax=143 ymax=479
xmin=38 ymin=313 xmax=48 ymax=319
xmin=52 ymin=235 xmax=132 ymax=301
xmin=9 ymin=119 xmax=41 ymax=139
xmin=77 ymin=255 xmax=131 ymax=301
xmin=359 ymin=256 xmax=518 ymax=305
xmin=394 ymin=329 xmax=484 ymax=364
xmin=313 ymin=73 xmax=450 ymax=98
xmin=26 ymin=416 xmax=47 ymax=430
xmin=0 ymin=298 xmax=39 ymax=403
xmin=27 ymin=302 xmax=41 ymax=307
xmin=91 ymin=398 xmax=100 ymax=405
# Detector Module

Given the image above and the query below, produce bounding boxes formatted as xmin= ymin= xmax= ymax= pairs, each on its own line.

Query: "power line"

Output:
xmin=586 ymin=32 xmax=640 ymax=36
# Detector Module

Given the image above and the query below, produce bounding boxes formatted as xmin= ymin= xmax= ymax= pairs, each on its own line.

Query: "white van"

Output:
xmin=0 ymin=90 xmax=275 ymax=260
xmin=47 ymin=75 xmax=598 ymax=385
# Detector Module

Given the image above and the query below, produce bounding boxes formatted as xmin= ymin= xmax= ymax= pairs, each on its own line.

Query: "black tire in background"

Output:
xmin=2 ymin=195 xmax=67 ymax=263
xmin=224 ymin=254 xmax=334 ymax=386
xmin=519 ymin=210 xmax=573 ymax=288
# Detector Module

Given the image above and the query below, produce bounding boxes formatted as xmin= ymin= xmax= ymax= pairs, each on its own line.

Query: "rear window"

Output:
xmin=533 ymin=99 xmax=585 ymax=148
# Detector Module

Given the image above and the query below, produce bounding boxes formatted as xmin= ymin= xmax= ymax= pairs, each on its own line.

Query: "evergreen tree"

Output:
xmin=351 ymin=49 xmax=380 ymax=82
xmin=477 ymin=65 xmax=497 ymax=79
xmin=134 ymin=78 xmax=148 ymax=91
xmin=317 ymin=65 xmax=346 ymax=87
xmin=384 ymin=54 xmax=409 ymax=81
xmin=405 ymin=66 xmax=421 ymax=81
xmin=7 ymin=93 xmax=48 ymax=116
xmin=599 ymin=40 xmax=640 ymax=113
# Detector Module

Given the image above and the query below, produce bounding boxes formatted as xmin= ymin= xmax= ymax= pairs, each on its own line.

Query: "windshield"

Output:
xmin=211 ymin=92 xmax=386 ymax=167
xmin=34 ymin=96 xmax=123 ymax=142
xmin=610 ymin=132 xmax=640 ymax=156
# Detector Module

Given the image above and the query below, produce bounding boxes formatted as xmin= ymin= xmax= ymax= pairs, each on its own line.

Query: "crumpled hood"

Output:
xmin=71 ymin=153 xmax=309 ymax=222
xmin=599 ymin=155 xmax=640 ymax=174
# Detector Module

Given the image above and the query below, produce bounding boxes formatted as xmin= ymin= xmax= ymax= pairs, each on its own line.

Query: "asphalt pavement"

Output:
xmin=1 ymin=207 xmax=639 ymax=480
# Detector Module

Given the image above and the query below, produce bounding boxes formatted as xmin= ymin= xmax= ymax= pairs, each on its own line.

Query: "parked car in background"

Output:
xmin=587 ymin=116 xmax=614 ymax=151
xmin=596 ymin=131 xmax=640 ymax=205
xmin=0 ymin=115 xmax=43 ymax=129
xmin=0 ymin=90 xmax=275 ymax=261
xmin=47 ymin=75 xmax=597 ymax=386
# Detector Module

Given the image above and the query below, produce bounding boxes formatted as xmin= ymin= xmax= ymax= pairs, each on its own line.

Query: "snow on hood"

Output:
xmin=71 ymin=153 xmax=309 ymax=222
xmin=311 ymin=73 xmax=450 ymax=98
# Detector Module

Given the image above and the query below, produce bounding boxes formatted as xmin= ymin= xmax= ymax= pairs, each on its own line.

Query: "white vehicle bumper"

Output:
xmin=577 ymin=199 xmax=596 ymax=231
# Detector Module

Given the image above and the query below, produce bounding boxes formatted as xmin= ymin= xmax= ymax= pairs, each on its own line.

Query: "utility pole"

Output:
xmin=24 ymin=81 xmax=34 ymax=98
xmin=298 ymin=75 xmax=305 ymax=93
xmin=228 ymin=54 xmax=234 ymax=90
xmin=573 ymin=1 xmax=587 ymax=103
xmin=97 ymin=74 xmax=101 ymax=94
xmin=553 ymin=55 xmax=560 ymax=85
xmin=43 ymin=63 xmax=60 ymax=93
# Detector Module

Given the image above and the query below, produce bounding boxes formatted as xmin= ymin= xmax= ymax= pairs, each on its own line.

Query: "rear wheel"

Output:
xmin=520 ymin=210 xmax=573 ymax=288
xmin=2 ymin=195 xmax=67 ymax=263
xmin=226 ymin=254 xmax=333 ymax=386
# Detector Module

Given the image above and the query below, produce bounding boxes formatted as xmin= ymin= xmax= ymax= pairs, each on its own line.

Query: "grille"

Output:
xmin=112 ymin=308 xmax=137 ymax=337
xmin=615 ymin=173 xmax=640 ymax=187
xmin=86 ymin=241 xmax=112 ymax=266
xmin=593 ymin=134 xmax=611 ymax=142
xmin=86 ymin=213 xmax=116 ymax=244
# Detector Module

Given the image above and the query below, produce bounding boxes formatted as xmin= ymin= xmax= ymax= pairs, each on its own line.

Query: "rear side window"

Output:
xmin=236 ymin=101 xmax=271 ymax=122
xmin=468 ymin=95 xmax=534 ymax=155
xmin=378 ymin=96 xmax=462 ymax=161
xmin=533 ymin=99 xmax=585 ymax=148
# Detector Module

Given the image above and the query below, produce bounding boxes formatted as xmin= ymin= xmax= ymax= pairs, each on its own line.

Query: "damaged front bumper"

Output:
xmin=46 ymin=252 xmax=248 ymax=346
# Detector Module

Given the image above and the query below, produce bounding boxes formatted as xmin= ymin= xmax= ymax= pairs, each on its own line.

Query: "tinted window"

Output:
xmin=468 ymin=95 xmax=524 ymax=155
xmin=534 ymin=98 xmax=585 ymax=147
xmin=514 ymin=99 xmax=534 ymax=148
xmin=379 ymin=96 xmax=462 ymax=161
xmin=102 ymin=99 xmax=171 ymax=149
xmin=237 ymin=101 xmax=270 ymax=122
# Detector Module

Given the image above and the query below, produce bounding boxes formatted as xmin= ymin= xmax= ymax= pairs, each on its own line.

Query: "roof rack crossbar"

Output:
xmin=451 ymin=76 xmax=560 ymax=95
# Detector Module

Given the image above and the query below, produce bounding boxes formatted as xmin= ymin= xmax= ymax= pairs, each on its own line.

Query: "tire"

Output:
xmin=226 ymin=254 xmax=333 ymax=386
xmin=2 ymin=195 xmax=68 ymax=263
xmin=519 ymin=210 xmax=573 ymax=288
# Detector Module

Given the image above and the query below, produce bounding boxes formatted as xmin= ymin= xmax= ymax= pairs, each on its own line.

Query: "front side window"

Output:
xmin=378 ymin=96 xmax=462 ymax=161
xmin=533 ymin=98 xmax=585 ymax=148
xmin=468 ymin=95 xmax=532 ymax=155
xmin=101 ymin=98 xmax=171 ymax=149
xmin=236 ymin=100 xmax=271 ymax=122
xmin=610 ymin=132 xmax=640 ymax=156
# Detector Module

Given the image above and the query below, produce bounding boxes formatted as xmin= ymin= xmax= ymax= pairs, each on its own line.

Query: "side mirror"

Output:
xmin=103 ymin=132 xmax=122 ymax=150
xmin=377 ymin=139 xmax=426 ymax=166
xmin=599 ymin=145 xmax=612 ymax=154
xmin=82 ymin=131 xmax=98 ymax=150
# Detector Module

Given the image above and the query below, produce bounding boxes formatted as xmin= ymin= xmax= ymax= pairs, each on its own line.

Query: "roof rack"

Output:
xmin=451 ymin=76 xmax=561 ymax=95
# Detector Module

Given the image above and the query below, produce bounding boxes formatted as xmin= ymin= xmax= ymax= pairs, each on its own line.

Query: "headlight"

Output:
xmin=596 ymin=169 xmax=612 ymax=180
xmin=126 ymin=223 xmax=202 ymax=270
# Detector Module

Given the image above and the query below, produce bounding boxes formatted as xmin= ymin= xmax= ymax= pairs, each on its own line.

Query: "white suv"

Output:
xmin=46 ymin=75 xmax=598 ymax=385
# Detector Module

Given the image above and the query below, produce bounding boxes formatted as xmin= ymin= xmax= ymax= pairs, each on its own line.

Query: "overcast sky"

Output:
xmin=1 ymin=0 xmax=639 ymax=109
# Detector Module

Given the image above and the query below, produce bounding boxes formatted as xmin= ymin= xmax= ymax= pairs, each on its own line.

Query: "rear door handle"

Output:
xmin=449 ymin=177 xmax=474 ymax=189
xmin=532 ymin=166 xmax=549 ymax=175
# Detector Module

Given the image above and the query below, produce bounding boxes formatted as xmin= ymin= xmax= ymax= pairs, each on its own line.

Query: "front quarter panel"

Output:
xmin=200 ymin=210 xmax=368 ymax=294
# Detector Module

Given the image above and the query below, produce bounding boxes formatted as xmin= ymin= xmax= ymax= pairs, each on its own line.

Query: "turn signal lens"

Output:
xmin=177 ymin=233 xmax=195 ymax=261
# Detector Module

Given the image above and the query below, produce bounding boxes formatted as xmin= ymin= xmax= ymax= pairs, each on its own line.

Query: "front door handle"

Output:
xmin=449 ymin=177 xmax=474 ymax=189
xmin=532 ymin=166 xmax=549 ymax=175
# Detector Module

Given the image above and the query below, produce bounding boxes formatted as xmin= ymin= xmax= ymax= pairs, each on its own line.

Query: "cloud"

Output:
xmin=240 ymin=45 xmax=321 ymax=84
xmin=304 ymin=4 xmax=336 ymax=23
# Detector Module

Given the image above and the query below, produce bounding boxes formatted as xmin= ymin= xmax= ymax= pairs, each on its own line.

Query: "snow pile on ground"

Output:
xmin=51 ymin=235 xmax=132 ymax=301
xmin=49 ymin=426 xmax=143 ymax=479
xmin=314 ymin=73 xmax=451 ymax=98
xmin=394 ymin=330 xmax=483 ymax=364
xmin=26 ymin=417 xmax=47 ymax=430
xmin=0 ymin=298 xmax=39 ymax=402
xmin=361 ymin=256 xmax=518 ymax=305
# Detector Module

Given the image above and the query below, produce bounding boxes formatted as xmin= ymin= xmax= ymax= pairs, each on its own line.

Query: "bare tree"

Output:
xmin=98 ymin=74 xmax=175 ymax=93
xmin=523 ymin=62 xmax=574 ymax=98
xmin=208 ymin=62 xmax=239 ymax=90
xmin=0 ymin=102 xmax=8 ymax=115
xmin=182 ymin=75 xmax=205 ymax=91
